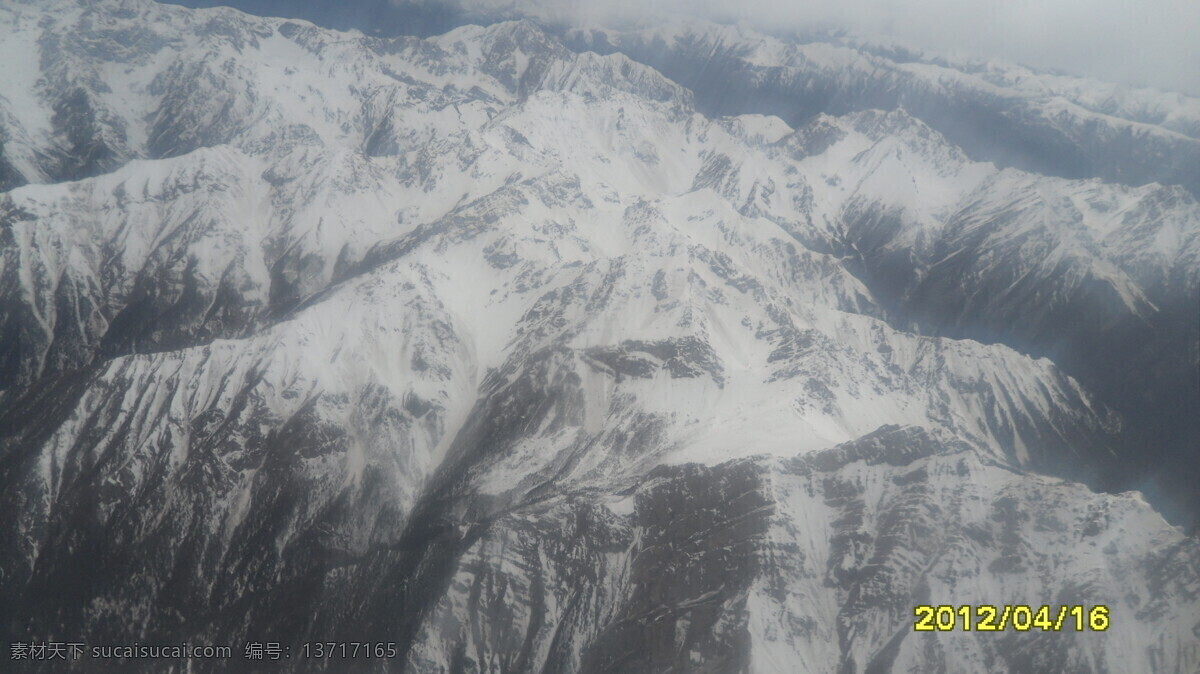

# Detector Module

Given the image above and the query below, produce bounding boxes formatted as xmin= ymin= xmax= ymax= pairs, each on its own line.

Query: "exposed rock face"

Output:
xmin=0 ymin=1 xmax=1197 ymax=672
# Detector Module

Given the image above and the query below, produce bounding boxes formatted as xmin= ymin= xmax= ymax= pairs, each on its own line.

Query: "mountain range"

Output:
xmin=1 ymin=1 xmax=1197 ymax=671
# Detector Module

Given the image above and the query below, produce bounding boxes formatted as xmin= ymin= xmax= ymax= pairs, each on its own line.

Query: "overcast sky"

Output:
xmin=185 ymin=0 xmax=1199 ymax=94
xmin=436 ymin=0 xmax=1200 ymax=95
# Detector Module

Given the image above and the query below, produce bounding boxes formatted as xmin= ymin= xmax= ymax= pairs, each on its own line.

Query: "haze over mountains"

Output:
xmin=0 ymin=0 xmax=1197 ymax=672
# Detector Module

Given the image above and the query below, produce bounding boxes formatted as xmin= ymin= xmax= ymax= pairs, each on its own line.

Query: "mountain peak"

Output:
xmin=1 ymin=3 xmax=1197 ymax=672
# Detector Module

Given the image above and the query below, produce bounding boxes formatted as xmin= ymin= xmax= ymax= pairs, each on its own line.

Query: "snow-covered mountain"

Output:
xmin=1 ymin=1 xmax=1197 ymax=672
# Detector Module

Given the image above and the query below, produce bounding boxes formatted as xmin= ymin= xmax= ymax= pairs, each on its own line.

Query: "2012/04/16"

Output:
xmin=914 ymin=605 xmax=1110 ymax=631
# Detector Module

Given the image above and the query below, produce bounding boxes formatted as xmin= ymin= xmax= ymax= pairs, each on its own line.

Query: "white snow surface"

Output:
xmin=0 ymin=2 xmax=1197 ymax=672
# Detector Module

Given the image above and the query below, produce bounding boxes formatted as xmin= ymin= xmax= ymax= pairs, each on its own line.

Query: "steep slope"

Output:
xmin=389 ymin=426 xmax=1200 ymax=673
xmin=776 ymin=108 xmax=1200 ymax=514
xmin=0 ymin=2 xmax=1197 ymax=673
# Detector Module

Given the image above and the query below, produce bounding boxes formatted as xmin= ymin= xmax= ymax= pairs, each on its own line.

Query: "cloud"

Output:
xmin=769 ymin=0 xmax=1200 ymax=95
xmin=425 ymin=0 xmax=1200 ymax=95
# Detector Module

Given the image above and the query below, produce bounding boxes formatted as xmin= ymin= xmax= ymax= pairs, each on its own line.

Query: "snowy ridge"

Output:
xmin=0 ymin=2 xmax=1197 ymax=673
xmin=562 ymin=20 xmax=1200 ymax=201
